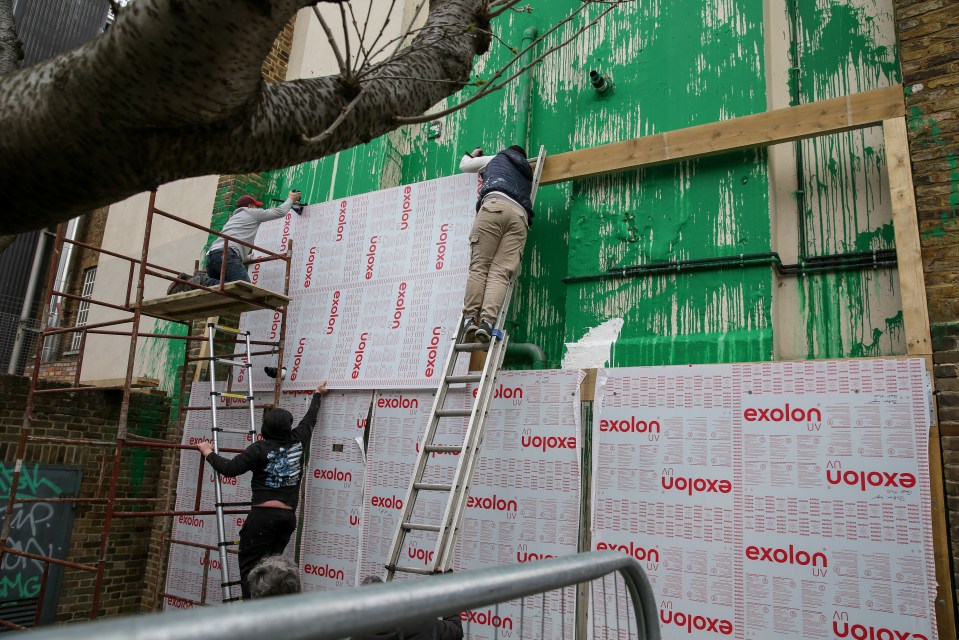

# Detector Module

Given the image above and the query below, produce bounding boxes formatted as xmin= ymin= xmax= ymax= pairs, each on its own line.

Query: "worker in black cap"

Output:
xmin=196 ymin=381 xmax=327 ymax=599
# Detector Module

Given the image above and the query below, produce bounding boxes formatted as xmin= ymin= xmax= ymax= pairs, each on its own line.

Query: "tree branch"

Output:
xmin=0 ymin=0 xmax=23 ymax=75
xmin=397 ymin=0 xmax=618 ymax=123
xmin=0 ymin=0 xmax=493 ymax=233
xmin=313 ymin=4 xmax=350 ymax=79
xmin=0 ymin=0 xmax=628 ymax=234
xmin=0 ymin=234 xmax=15 ymax=256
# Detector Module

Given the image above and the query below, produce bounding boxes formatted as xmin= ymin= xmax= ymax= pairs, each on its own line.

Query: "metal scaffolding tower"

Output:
xmin=0 ymin=193 xmax=292 ymax=627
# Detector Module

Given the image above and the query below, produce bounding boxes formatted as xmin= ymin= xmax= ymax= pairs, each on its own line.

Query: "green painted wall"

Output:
xmin=792 ymin=0 xmax=902 ymax=359
xmin=261 ymin=0 xmax=902 ymax=369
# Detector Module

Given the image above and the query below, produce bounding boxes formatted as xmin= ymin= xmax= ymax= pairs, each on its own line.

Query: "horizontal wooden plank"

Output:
xmin=540 ymin=85 xmax=905 ymax=184
xmin=82 ymin=377 xmax=159 ymax=389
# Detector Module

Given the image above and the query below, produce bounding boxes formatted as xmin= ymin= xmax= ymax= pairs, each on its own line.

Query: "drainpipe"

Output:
xmin=8 ymin=230 xmax=50 ymax=374
xmin=42 ymin=217 xmax=82 ymax=363
xmin=786 ymin=0 xmax=811 ymax=259
xmin=506 ymin=342 xmax=548 ymax=369
xmin=514 ymin=26 xmax=538 ymax=149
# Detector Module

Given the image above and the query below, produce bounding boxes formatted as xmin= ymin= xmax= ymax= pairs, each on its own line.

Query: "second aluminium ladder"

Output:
xmin=385 ymin=146 xmax=548 ymax=580
xmin=206 ymin=322 xmax=257 ymax=603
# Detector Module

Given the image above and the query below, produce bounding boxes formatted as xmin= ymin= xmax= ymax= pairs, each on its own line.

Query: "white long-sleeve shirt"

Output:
xmin=209 ymin=199 xmax=294 ymax=262
xmin=459 ymin=154 xmax=495 ymax=174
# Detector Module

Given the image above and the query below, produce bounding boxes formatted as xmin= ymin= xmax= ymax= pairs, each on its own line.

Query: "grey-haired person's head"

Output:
xmin=248 ymin=555 xmax=302 ymax=598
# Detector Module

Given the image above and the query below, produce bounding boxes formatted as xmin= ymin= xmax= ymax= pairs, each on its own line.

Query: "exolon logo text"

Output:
xmin=744 ymin=404 xmax=822 ymax=424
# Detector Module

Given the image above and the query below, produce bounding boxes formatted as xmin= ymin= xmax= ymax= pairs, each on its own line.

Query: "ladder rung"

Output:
xmin=214 ymin=428 xmax=256 ymax=435
xmin=423 ymin=445 xmax=461 ymax=454
xmin=390 ymin=564 xmax=434 ymax=576
xmin=446 ymin=374 xmax=481 ymax=384
xmin=213 ymin=357 xmax=251 ymax=367
xmin=454 ymin=343 xmax=489 ymax=352
xmin=413 ymin=483 xmax=452 ymax=492
xmin=402 ymin=522 xmax=441 ymax=533
xmin=212 ymin=392 xmax=253 ymax=400
xmin=210 ymin=324 xmax=248 ymax=335
xmin=436 ymin=409 xmax=471 ymax=418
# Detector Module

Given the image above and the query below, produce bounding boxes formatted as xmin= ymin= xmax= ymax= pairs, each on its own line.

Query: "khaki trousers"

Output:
xmin=463 ymin=196 xmax=529 ymax=325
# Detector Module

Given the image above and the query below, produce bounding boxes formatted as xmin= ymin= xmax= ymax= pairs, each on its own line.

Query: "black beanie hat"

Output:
xmin=261 ymin=408 xmax=294 ymax=442
xmin=507 ymin=144 xmax=527 ymax=157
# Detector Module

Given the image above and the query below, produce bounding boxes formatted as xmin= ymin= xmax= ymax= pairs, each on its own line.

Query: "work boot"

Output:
xmin=474 ymin=320 xmax=494 ymax=344
xmin=462 ymin=316 xmax=478 ymax=341
xmin=167 ymin=273 xmax=194 ymax=295
xmin=264 ymin=366 xmax=287 ymax=380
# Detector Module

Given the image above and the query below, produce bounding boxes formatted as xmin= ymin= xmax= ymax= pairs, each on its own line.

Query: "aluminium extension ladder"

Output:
xmin=384 ymin=146 xmax=547 ymax=580
xmin=205 ymin=322 xmax=257 ymax=603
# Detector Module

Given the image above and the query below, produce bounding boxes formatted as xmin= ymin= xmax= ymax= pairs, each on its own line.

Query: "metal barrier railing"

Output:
xmin=25 ymin=551 xmax=659 ymax=640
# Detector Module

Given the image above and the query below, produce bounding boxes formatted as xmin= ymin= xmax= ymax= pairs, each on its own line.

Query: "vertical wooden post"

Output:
xmin=883 ymin=116 xmax=956 ymax=638
xmin=884 ymin=117 xmax=931 ymax=355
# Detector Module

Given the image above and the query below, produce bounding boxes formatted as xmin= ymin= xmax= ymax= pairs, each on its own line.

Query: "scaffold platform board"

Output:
xmin=140 ymin=282 xmax=290 ymax=321
xmin=82 ymin=377 xmax=160 ymax=389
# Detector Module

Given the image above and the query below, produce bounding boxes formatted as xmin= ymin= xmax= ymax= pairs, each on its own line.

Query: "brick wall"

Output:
xmin=0 ymin=374 xmax=172 ymax=623
xmin=894 ymin=0 xmax=959 ymax=609
xmin=262 ymin=17 xmax=295 ymax=83
xmin=35 ymin=360 xmax=78 ymax=383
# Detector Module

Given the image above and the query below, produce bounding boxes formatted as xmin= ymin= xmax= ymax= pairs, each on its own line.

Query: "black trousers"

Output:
xmin=237 ymin=506 xmax=297 ymax=599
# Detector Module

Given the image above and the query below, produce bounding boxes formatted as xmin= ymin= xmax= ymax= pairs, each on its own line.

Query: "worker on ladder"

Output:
xmin=195 ymin=381 xmax=328 ymax=599
xmin=459 ymin=145 xmax=535 ymax=343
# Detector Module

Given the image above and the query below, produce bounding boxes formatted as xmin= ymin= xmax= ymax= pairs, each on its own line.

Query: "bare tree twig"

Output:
xmin=360 ymin=0 xmax=397 ymax=69
xmin=357 ymin=25 xmax=432 ymax=71
xmin=363 ymin=0 xmax=585 ymax=87
xmin=487 ymin=0 xmax=529 ymax=19
xmin=395 ymin=0 xmax=624 ymax=123
xmin=338 ymin=3 xmax=353 ymax=80
xmin=347 ymin=3 xmax=372 ymax=75
xmin=355 ymin=0 xmax=376 ymax=68
xmin=371 ymin=74 xmax=465 ymax=84
xmin=473 ymin=27 xmax=520 ymax=53
xmin=388 ymin=0 xmax=429 ymax=60
xmin=301 ymin=91 xmax=364 ymax=144
xmin=313 ymin=5 xmax=350 ymax=78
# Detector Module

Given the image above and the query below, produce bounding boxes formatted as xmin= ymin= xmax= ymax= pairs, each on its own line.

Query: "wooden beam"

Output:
xmin=882 ymin=114 xmax=956 ymax=640
xmin=193 ymin=316 xmax=218 ymax=383
xmin=540 ymin=85 xmax=905 ymax=184
xmin=929 ymin=422 xmax=957 ymax=640
xmin=82 ymin=376 xmax=159 ymax=389
xmin=883 ymin=116 xmax=932 ymax=356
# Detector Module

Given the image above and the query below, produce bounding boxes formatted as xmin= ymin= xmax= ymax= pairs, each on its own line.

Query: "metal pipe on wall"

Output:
xmin=562 ymin=249 xmax=898 ymax=284
xmin=41 ymin=216 xmax=81 ymax=363
xmin=7 ymin=229 xmax=49 ymax=374
xmin=514 ymin=26 xmax=538 ymax=150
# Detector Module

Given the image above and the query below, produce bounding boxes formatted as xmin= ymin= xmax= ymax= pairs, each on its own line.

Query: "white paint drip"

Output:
xmin=562 ymin=318 xmax=625 ymax=369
